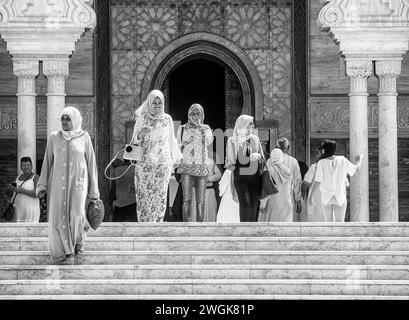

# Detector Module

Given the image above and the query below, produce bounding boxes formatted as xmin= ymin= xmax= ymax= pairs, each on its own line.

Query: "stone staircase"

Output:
xmin=1 ymin=222 xmax=409 ymax=299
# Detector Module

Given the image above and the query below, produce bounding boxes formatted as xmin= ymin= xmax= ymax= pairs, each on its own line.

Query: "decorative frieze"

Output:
xmin=310 ymin=98 xmax=409 ymax=134
xmin=0 ymin=102 xmax=94 ymax=137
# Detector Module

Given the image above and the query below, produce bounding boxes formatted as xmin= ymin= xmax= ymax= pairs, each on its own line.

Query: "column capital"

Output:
xmin=346 ymin=60 xmax=373 ymax=79
xmin=375 ymin=60 xmax=402 ymax=77
xmin=375 ymin=60 xmax=401 ymax=95
xmin=43 ymin=60 xmax=69 ymax=78
xmin=12 ymin=60 xmax=39 ymax=78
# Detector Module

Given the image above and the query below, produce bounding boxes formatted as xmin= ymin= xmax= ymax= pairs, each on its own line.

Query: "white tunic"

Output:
xmin=314 ymin=156 xmax=357 ymax=206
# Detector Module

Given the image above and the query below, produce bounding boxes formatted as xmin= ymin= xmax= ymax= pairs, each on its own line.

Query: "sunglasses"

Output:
xmin=61 ymin=116 xmax=71 ymax=121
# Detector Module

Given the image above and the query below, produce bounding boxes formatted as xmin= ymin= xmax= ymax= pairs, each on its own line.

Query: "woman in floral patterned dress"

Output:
xmin=176 ymin=104 xmax=213 ymax=222
xmin=130 ymin=90 xmax=182 ymax=222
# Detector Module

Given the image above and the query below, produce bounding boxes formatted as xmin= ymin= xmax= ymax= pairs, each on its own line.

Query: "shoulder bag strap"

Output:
xmin=10 ymin=173 xmax=33 ymax=204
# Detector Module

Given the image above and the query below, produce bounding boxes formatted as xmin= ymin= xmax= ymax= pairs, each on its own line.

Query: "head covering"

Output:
xmin=319 ymin=139 xmax=337 ymax=160
xmin=267 ymin=148 xmax=291 ymax=184
xmin=133 ymin=89 xmax=165 ymax=121
xmin=233 ymin=115 xmax=253 ymax=144
xmin=187 ymin=103 xmax=204 ymax=127
xmin=60 ymin=106 xmax=84 ymax=141
xmin=276 ymin=137 xmax=290 ymax=151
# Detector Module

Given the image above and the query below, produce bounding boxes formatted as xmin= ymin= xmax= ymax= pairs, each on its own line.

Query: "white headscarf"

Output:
xmin=267 ymin=148 xmax=292 ymax=184
xmin=187 ymin=103 xmax=204 ymax=127
xmin=133 ymin=89 xmax=165 ymax=121
xmin=60 ymin=106 xmax=85 ymax=141
xmin=233 ymin=115 xmax=253 ymax=144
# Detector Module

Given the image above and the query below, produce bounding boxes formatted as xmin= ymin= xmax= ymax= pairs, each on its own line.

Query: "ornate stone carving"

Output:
xmin=43 ymin=60 xmax=69 ymax=77
xmin=318 ymin=0 xmax=409 ymax=59
xmin=319 ymin=0 xmax=407 ymax=28
xmin=346 ymin=60 xmax=373 ymax=78
xmin=346 ymin=60 xmax=372 ymax=93
xmin=180 ymin=4 xmax=223 ymax=35
xmin=13 ymin=60 xmax=39 ymax=94
xmin=134 ymin=6 xmax=178 ymax=50
xmin=12 ymin=60 xmax=39 ymax=78
xmin=310 ymin=98 xmax=409 ymax=134
xmin=0 ymin=0 xmax=96 ymax=57
xmin=375 ymin=60 xmax=402 ymax=93
xmin=140 ymin=32 xmax=264 ymax=121
xmin=225 ymin=5 xmax=269 ymax=49
xmin=43 ymin=60 xmax=69 ymax=94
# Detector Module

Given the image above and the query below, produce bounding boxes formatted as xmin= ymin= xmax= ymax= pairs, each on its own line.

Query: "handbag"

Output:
xmin=2 ymin=174 xmax=32 ymax=221
xmin=86 ymin=199 xmax=105 ymax=231
xmin=259 ymin=156 xmax=279 ymax=200
xmin=174 ymin=125 xmax=185 ymax=182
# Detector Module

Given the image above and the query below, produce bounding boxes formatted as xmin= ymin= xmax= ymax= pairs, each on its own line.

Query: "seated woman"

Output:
xmin=258 ymin=149 xmax=293 ymax=222
xmin=10 ymin=156 xmax=40 ymax=222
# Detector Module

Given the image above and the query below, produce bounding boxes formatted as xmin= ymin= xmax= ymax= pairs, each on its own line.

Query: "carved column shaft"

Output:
xmin=43 ymin=60 xmax=69 ymax=137
xmin=13 ymin=60 xmax=39 ymax=173
xmin=375 ymin=59 xmax=401 ymax=222
xmin=346 ymin=60 xmax=372 ymax=222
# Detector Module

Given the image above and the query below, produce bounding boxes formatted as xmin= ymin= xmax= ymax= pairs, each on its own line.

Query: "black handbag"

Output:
xmin=2 ymin=202 xmax=15 ymax=221
xmin=2 ymin=174 xmax=32 ymax=221
xmin=259 ymin=157 xmax=279 ymax=200
xmin=86 ymin=199 xmax=105 ymax=230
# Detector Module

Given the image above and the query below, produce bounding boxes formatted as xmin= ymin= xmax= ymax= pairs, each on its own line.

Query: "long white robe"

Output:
xmin=38 ymin=131 xmax=99 ymax=262
xmin=216 ymin=170 xmax=240 ymax=223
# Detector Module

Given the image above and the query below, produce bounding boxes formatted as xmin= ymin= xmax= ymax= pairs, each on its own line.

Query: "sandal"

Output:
xmin=74 ymin=244 xmax=84 ymax=255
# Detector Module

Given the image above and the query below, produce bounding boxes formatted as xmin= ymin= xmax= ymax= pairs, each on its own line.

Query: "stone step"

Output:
xmin=2 ymin=236 xmax=409 ymax=251
xmin=1 ymin=294 xmax=408 ymax=300
xmin=1 ymin=264 xmax=408 ymax=280
xmin=1 ymin=279 xmax=409 ymax=295
xmin=1 ymin=250 xmax=409 ymax=265
xmin=1 ymin=222 xmax=409 ymax=237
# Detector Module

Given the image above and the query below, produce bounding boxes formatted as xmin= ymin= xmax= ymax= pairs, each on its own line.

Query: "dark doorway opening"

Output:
xmin=168 ymin=58 xmax=225 ymax=132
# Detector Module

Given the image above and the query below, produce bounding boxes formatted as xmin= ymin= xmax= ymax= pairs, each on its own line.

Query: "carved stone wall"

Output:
xmin=110 ymin=0 xmax=294 ymax=155
xmin=310 ymin=97 xmax=409 ymax=136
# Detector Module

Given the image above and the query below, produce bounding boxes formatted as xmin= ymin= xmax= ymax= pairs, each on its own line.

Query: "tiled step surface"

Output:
xmin=2 ymin=236 xmax=409 ymax=251
xmin=1 ymin=250 xmax=409 ymax=265
xmin=1 ymin=264 xmax=409 ymax=280
xmin=2 ymin=279 xmax=409 ymax=295
xmin=1 ymin=222 xmax=409 ymax=237
xmin=1 ymin=222 xmax=409 ymax=299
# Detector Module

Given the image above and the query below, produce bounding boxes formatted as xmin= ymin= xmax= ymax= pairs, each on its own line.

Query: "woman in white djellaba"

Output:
xmin=37 ymin=106 xmax=99 ymax=263
xmin=258 ymin=148 xmax=293 ymax=222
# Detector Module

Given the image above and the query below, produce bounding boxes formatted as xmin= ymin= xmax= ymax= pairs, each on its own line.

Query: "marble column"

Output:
xmin=13 ymin=60 xmax=39 ymax=173
xmin=43 ymin=60 xmax=69 ymax=137
xmin=346 ymin=60 xmax=372 ymax=222
xmin=375 ymin=59 xmax=401 ymax=222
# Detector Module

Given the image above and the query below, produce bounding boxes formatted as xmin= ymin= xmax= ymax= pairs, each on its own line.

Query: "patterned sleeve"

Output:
xmin=225 ymin=137 xmax=236 ymax=169
xmin=204 ymin=125 xmax=214 ymax=145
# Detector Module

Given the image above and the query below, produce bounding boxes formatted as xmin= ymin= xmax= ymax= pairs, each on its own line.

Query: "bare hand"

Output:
xmin=250 ymin=153 xmax=261 ymax=161
xmin=355 ymin=154 xmax=363 ymax=162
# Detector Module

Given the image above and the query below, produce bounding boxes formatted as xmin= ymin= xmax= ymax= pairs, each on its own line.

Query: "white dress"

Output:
xmin=13 ymin=174 xmax=40 ymax=222
xmin=216 ymin=170 xmax=240 ymax=223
